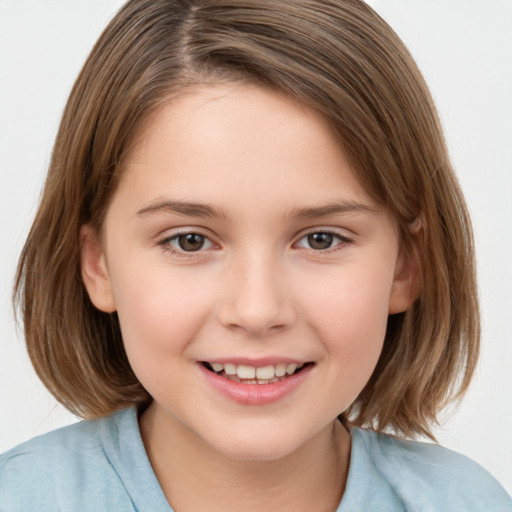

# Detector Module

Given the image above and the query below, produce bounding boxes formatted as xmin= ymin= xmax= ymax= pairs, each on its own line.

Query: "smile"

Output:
xmin=202 ymin=362 xmax=310 ymax=384
xmin=199 ymin=360 xmax=313 ymax=405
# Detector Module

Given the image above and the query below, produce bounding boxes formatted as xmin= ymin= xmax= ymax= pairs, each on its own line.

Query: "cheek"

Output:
xmin=303 ymin=266 xmax=392 ymax=375
xmin=108 ymin=265 xmax=212 ymax=369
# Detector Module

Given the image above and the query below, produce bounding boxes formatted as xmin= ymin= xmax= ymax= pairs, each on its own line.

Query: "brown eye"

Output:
xmin=295 ymin=231 xmax=349 ymax=251
xmin=159 ymin=232 xmax=214 ymax=254
xmin=177 ymin=233 xmax=206 ymax=251
xmin=307 ymin=232 xmax=334 ymax=250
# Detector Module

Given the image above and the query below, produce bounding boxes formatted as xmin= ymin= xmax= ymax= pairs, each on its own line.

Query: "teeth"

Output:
xmin=275 ymin=363 xmax=287 ymax=377
xmin=208 ymin=362 xmax=305 ymax=381
xmin=286 ymin=363 xmax=298 ymax=375
xmin=211 ymin=363 xmax=224 ymax=372
xmin=224 ymin=363 xmax=237 ymax=375
xmin=237 ymin=365 xmax=256 ymax=379
xmin=256 ymin=365 xmax=275 ymax=380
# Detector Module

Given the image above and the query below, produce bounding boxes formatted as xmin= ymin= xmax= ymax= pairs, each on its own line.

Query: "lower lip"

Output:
xmin=198 ymin=364 xmax=313 ymax=405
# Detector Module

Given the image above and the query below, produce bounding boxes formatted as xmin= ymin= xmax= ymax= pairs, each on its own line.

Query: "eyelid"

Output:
xmin=157 ymin=228 xmax=218 ymax=256
xmin=293 ymin=228 xmax=353 ymax=251
xmin=156 ymin=226 xmax=353 ymax=256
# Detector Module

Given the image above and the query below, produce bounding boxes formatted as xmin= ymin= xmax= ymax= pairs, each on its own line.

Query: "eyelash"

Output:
xmin=294 ymin=230 xmax=352 ymax=253
xmin=157 ymin=231 xmax=215 ymax=257
xmin=157 ymin=229 xmax=352 ymax=256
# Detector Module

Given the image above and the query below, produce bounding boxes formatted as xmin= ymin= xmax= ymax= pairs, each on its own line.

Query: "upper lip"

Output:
xmin=200 ymin=357 xmax=311 ymax=367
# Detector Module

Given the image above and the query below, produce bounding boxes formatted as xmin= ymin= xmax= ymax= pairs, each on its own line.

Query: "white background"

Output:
xmin=1 ymin=0 xmax=511 ymax=495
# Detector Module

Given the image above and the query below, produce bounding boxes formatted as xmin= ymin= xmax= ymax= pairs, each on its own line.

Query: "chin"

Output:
xmin=203 ymin=423 xmax=313 ymax=463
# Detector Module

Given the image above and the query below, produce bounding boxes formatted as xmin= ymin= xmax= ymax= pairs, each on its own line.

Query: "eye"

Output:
xmin=295 ymin=231 xmax=348 ymax=251
xmin=162 ymin=232 xmax=214 ymax=253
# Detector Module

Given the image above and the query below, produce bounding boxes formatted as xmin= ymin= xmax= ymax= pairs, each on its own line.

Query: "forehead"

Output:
xmin=111 ymin=83 xmax=378 ymax=220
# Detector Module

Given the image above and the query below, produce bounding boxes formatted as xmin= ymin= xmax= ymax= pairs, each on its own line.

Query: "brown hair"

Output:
xmin=14 ymin=0 xmax=479 ymax=439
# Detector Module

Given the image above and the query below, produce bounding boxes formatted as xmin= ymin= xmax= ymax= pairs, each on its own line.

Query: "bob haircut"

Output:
xmin=14 ymin=0 xmax=479 ymax=439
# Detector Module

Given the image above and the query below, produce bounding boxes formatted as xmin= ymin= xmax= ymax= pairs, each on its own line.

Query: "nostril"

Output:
xmin=216 ymin=286 xmax=297 ymax=335
xmin=269 ymin=323 xmax=286 ymax=332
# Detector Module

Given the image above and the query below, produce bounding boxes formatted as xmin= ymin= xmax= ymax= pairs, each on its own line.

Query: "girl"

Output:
xmin=1 ymin=0 xmax=510 ymax=510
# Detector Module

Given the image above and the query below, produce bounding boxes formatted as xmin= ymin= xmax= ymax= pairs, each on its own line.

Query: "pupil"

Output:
xmin=178 ymin=233 xmax=204 ymax=251
xmin=308 ymin=232 xmax=333 ymax=250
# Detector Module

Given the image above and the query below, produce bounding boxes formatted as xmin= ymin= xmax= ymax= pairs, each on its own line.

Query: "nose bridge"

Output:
xmin=217 ymin=246 xmax=296 ymax=335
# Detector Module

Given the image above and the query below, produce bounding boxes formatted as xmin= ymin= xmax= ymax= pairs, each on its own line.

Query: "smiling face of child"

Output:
xmin=81 ymin=84 xmax=415 ymax=461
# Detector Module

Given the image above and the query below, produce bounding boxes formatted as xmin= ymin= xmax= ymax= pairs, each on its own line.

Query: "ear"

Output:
xmin=388 ymin=223 xmax=422 ymax=315
xmin=80 ymin=225 xmax=117 ymax=313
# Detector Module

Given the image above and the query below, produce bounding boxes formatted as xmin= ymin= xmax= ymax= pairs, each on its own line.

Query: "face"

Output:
xmin=81 ymin=84 xmax=414 ymax=461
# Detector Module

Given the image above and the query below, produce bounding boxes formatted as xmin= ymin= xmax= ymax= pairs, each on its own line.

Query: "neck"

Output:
xmin=139 ymin=404 xmax=351 ymax=512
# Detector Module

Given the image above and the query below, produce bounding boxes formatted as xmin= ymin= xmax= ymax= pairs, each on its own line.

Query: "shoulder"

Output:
xmin=0 ymin=415 xmax=104 ymax=479
xmin=351 ymin=427 xmax=512 ymax=511
xmin=0 ymin=408 xmax=140 ymax=511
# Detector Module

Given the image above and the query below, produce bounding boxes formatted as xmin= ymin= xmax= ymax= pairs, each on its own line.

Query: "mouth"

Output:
xmin=201 ymin=361 xmax=313 ymax=385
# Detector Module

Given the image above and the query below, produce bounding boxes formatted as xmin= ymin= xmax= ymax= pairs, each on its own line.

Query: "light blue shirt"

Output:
xmin=1 ymin=406 xmax=510 ymax=511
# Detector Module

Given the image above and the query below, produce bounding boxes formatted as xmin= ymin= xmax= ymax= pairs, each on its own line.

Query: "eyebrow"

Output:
xmin=136 ymin=199 xmax=379 ymax=220
xmin=136 ymin=200 xmax=229 ymax=219
xmin=287 ymin=201 xmax=379 ymax=219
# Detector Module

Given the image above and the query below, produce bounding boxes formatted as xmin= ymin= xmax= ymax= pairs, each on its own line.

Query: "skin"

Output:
xmin=81 ymin=84 xmax=416 ymax=511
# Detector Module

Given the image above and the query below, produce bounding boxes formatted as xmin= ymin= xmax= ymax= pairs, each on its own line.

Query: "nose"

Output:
xmin=216 ymin=252 xmax=297 ymax=336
